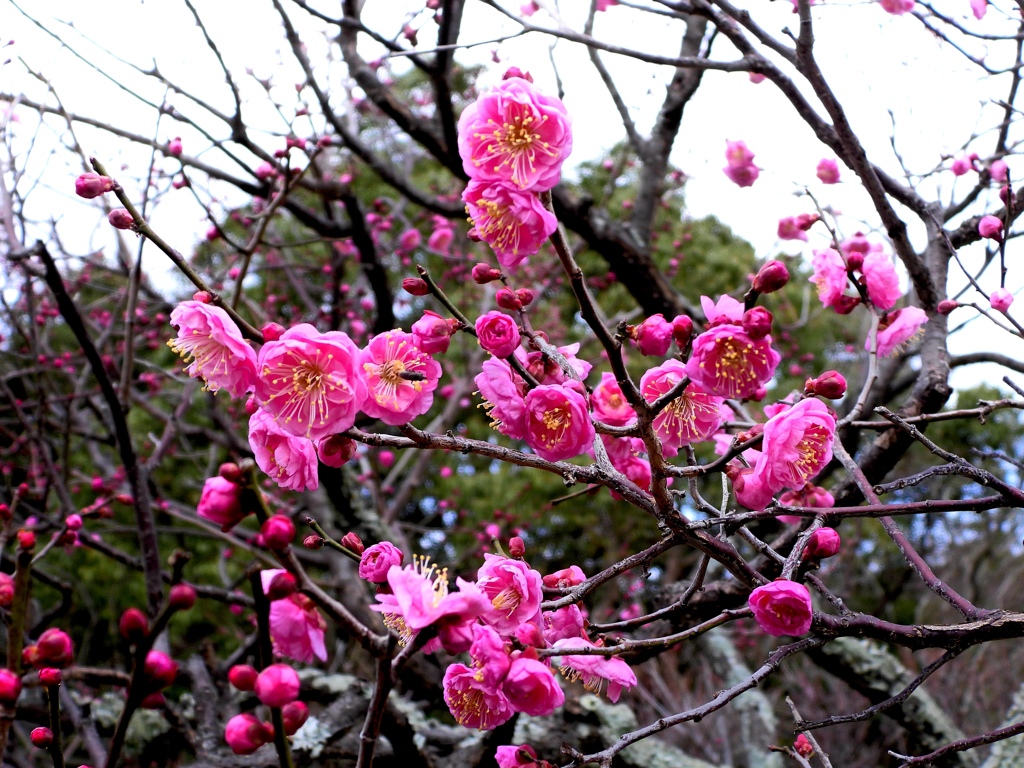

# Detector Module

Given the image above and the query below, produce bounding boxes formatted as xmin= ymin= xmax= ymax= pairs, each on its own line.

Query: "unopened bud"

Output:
xmin=742 ymin=307 xmax=773 ymax=340
xmin=119 ymin=607 xmax=149 ymax=642
xmin=1000 ymin=185 xmax=1012 ymax=205
xmin=508 ymin=536 xmax=525 ymax=557
xmin=261 ymin=322 xmax=285 ymax=342
xmin=282 ymin=700 xmax=309 ymax=736
xmin=30 ymin=727 xmax=53 ymax=748
xmin=402 ymin=277 xmax=430 ymax=296
xmin=752 ymin=260 xmax=789 ymax=294
xmin=75 ymin=173 xmax=114 ymax=199
xmin=38 ymin=668 xmax=62 ymax=686
xmin=266 ymin=571 xmax=298 ymax=601
xmin=803 ymin=527 xmax=841 ymax=560
xmin=167 ymin=137 xmax=183 ymax=157
xmin=65 ymin=514 xmax=83 ymax=531
xmin=805 ymin=370 xmax=847 ymax=399
xmin=17 ymin=529 xmax=35 ymax=551
xmin=108 ymin=209 xmax=135 ymax=230
xmin=341 ymin=531 xmax=365 ymax=555
xmin=228 ymin=664 xmax=259 ymax=692
xmin=515 ymin=288 xmax=535 ymax=307
xmin=303 ymin=535 xmax=324 ymax=549
xmin=671 ymin=315 xmax=693 ymax=349
xmin=937 ymin=299 xmax=959 ymax=315
xmin=472 ymin=263 xmax=502 ymax=284
xmin=219 ymin=462 xmax=243 ymax=483
xmin=495 ymin=287 xmax=522 ymax=311
xmin=169 ymin=583 xmax=197 ymax=611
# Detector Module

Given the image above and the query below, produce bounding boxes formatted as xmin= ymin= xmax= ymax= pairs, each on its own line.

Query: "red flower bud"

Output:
xmin=167 ymin=137 xmax=183 ymax=157
xmin=515 ymin=288 xmax=535 ymax=307
xmin=495 ymin=288 xmax=522 ymax=311
xmin=108 ymin=209 xmax=135 ymax=230
xmin=832 ymin=294 xmax=861 ymax=315
xmin=794 ymin=733 xmax=814 ymax=758
xmin=38 ymin=668 xmax=62 ymax=686
xmin=35 ymin=628 xmax=74 ymax=668
xmin=17 ymin=529 xmax=35 ymax=551
xmin=282 ymin=701 xmax=309 ymax=735
xmin=671 ymin=315 xmax=693 ymax=349
xmin=143 ymin=650 xmax=179 ymax=691
xmin=140 ymin=691 xmax=166 ymax=709
xmin=261 ymin=322 xmax=285 ymax=342
xmin=742 ymin=307 xmax=773 ymax=340
xmin=805 ymin=370 xmax=847 ymax=399
xmin=303 ymin=535 xmax=324 ymax=549
xmin=937 ymin=299 xmax=959 ymax=315
xmin=30 ymin=727 xmax=53 ymax=748
xmin=508 ymin=536 xmax=526 ymax=558
xmin=0 ymin=669 xmax=21 ymax=707
xmin=169 ymin=583 xmax=197 ymax=611
xmin=225 ymin=713 xmax=273 ymax=755
xmin=75 ymin=173 xmax=115 ymax=199
xmin=261 ymin=515 xmax=296 ymax=550
xmin=402 ymin=278 xmax=430 ymax=296
xmin=803 ymin=527 xmax=841 ymax=560
xmin=266 ymin=571 xmax=298 ymax=601
xmin=341 ymin=531 xmax=365 ymax=555
xmin=228 ymin=664 xmax=259 ymax=692
xmin=472 ymin=263 xmax=502 ymax=284
xmin=0 ymin=573 xmax=14 ymax=608
xmin=218 ymin=462 xmax=243 ymax=482
xmin=317 ymin=435 xmax=358 ymax=467
xmin=119 ymin=607 xmax=150 ymax=642
xmin=752 ymin=260 xmax=789 ymax=293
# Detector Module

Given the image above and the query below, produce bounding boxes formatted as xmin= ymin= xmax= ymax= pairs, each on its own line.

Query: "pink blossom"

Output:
xmin=810 ymin=249 xmax=849 ymax=309
xmin=523 ymin=384 xmax=595 ymax=462
xmin=991 ymin=287 xmax=1014 ymax=312
xmin=255 ymin=324 xmax=367 ymax=440
xmin=254 ymin=663 xmax=300 ymax=708
xmin=591 ymin=372 xmax=637 ymax=427
xmin=197 ymin=476 xmax=246 ymax=531
xmin=951 ymin=154 xmax=974 ymax=176
xmin=748 ymin=580 xmax=813 ymax=636
xmin=631 ymin=314 xmax=673 ymax=356
xmin=443 ymin=662 xmax=514 ymax=730
xmin=477 ymin=553 xmax=544 ymax=635
xmin=463 ymin=180 xmax=557 ymax=267
xmin=542 ymin=605 xmax=585 ymax=644
xmin=248 ymin=409 xmax=318 ymax=492
xmin=728 ymin=465 xmax=777 ymax=511
xmin=640 ymin=360 xmax=723 ymax=449
xmin=879 ymin=0 xmax=915 ymax=13
xmin=778 ymin=483 xmax=835 ymax=515
xmin=412 ymin=311 xmax=457 ymax=355
xmin=359 ymin=542 xmax=404 ymax=582
xmin=971 ymin=0 xmax=988 ymax=18
xmin=516 ymin=343 xmax=592 ymax=385
xmin=816 ymin=158 xmax=840 ymax=184
xmin=504 ymin=657 xmax=564 ymax=716
xmin=476 ymin=311 xmax=522 ymax=358
xmin=543 ymin=566 xmax=586 ymax=588
xmin=458 ymin=76 xmax=572 ymax=192
xmin=723 ymin=141 xmax=760 ymax=188
xmin=990 ymin=159 xmax=1008 ymax=182
xmin=497 ymin=745 xmax=542 ymax=768
xmin=476 ymin=356 xmax=529 ymax=439
xmin=872 ymin=307 xmax=929 ymax=357
xmin=685 ymin=325 xmax=781 ymax=400
xmin=553 ymin=638 xmax=637 ymax=703
xmin=861 ymin=252 xmax=902 ymax=310
xmin=427 ymin=224 xmax=454 ymax=254
xmin=701 ymin=294 xmax=745 ymax=326
xmin=979 ymin=215 xmax=1004 ymax=241
xmin=168 ymin=301 xmax=257 ymax=398
xmin=398 ymin=228 xmax=422 ymax=252
xmin=471 ymin=624 xmax=512 ymax=687
xmin=754 ymin=398 xmax=835 ymax=494
xmin=261 ymin=570 xmax=329 ymax=662
xmin=777 ymin=216 xmax=809 ymax=242
xmin=360 ymin=330 xmax=442 ymax=425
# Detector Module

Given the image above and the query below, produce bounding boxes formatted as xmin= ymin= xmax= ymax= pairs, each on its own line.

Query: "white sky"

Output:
xmin=3 ymin=0 xmax=1023 ymax=387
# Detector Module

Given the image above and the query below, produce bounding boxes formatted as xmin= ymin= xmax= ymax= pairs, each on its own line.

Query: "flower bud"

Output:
xmin=402 ymin=277 xmax=430 ymax=296
xmin=38 ymin=668 xmax=62 ymax=686
xmin=219 ymin=462 xmax=242 ymax=482
xmin=832 ymin=294 xmax=861 ymax=315
xmin=341 ymin=531 xmax=365 ymax=555
xmin=168 ymin=137 xmax=183 ymax=156
xmin=119 ymin=607 xmax=149 ymax=642
xmin=752 ymin=260 xmax=789 ymax=293
xmin=266 ymin=571 xmax=298 ymax=601
xmin=228 ymin=664 xmax=259 ymax=692
xmin=197 ymin=476 xmax=246 ymax=532
xmin=412 ymin=310 xmax=456 ymax=354
xmin=225 ymin=713 xmax=272 ymax=755
xmin=282 ymin=700 xmax=309 ymax=735
xmin=803 ymin=527 xmax=841 ymax=560
xmin=108 ymin=209 xmax=135 ymax=230
xmin=991 ymin=287 xmax=1014 ymax=312
xmin=261 ymin=515 xmax=296 ymax=550
xmin=631 ymin=314 xmax=673 ymax=356
xmin=75 ymin=173 xmax=114 ymax=199
xmin=515 ymin=288 xmax=536 ymax=307
xmin=669 ymin=315 xmax=693 ymax=350
xmin=140 ymin=691 xmax=166 ymax=709
xmin=805 ymin=370 xmax=847 ymax=399
xmin=508 ymin=536 xmax=526 ymax=557
xmin=255 ymin=663 xmax=301 ymax=708
xmin=65 ymin=514 xmax=83 ymax=531
xmin=35 ymin=628 xmax=74 ymax=668
xmin=30 ymin=727 xmax=53 ymax=748
xmin=979 ymin=215 xmax=1004 ymax=241
xmin=794 ymin=733 xmax=814 ymax=758
xmin=472 ymin=263 xmax=502 ymax=284
xmin=303 ymin=534 xmax=324 ymax=549
xmin=17 ymin=529 xmax=35 ymax=551
xmin=317 ymin=435 xmax=357 ymax=467
xmin=495 ymin=288 xmax=523 ymax=311
xmin=0 ymin=573 xmax=14 ymax=608
xmin=143 ymin=650 xmax=179 ymax=691
xmin=937 ymin=299 xmax=958 ymax=315
xmin=1000 ymin=185 xmax=1012 ymax=204
xmin=0 ymin=668 xmax=22 ymax=707
xmin=261 ymin=322 xmax=285 ymax=342
xmin=169 ymin=583 xmax=197 ymax=611
xmin=741 ymin=307 xmax=773 ymax=340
